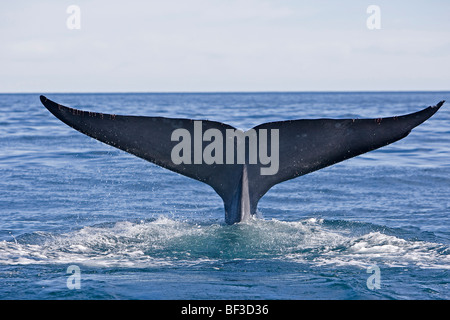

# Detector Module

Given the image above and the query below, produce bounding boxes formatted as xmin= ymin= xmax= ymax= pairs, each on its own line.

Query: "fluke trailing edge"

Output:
xmin=40 ymin=95 xmax=444 ymax=225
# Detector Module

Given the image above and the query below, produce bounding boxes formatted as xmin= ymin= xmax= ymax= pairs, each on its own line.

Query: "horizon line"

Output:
xmin=1 ymin=89 xmax=450 ymax=95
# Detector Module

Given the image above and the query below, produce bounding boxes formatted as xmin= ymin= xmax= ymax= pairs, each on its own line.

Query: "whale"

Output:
xmin=40 ymin=95 xmax=444 ymax=224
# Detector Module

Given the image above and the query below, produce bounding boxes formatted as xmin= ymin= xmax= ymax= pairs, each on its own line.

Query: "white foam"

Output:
xmin=0 ymin=217 xmax=448 ymax=269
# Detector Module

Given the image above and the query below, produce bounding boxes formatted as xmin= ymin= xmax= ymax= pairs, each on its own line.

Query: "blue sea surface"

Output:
xmin=0 ymin=92 xmax=449 ymax=299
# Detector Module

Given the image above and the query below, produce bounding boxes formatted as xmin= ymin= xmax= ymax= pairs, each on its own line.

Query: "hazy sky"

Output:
xmin=1 ymin=0 xmax=449 ymax=92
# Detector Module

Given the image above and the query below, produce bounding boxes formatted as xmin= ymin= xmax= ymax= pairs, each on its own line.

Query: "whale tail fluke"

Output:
xmin=40 ymin=95 xmax=443 ymax=224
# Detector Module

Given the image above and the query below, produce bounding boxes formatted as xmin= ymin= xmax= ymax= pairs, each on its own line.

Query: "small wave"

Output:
xmin=0 ymin=217 xmax=448 ymax=269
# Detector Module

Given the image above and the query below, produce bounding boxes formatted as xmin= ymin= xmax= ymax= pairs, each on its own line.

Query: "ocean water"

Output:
xmin=0 ymin=92 xmax=449 ymax=300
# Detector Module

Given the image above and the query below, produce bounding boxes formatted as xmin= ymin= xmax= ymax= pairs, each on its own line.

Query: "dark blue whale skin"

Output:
xmin=40 ymin=95 xmax=444 ymax=224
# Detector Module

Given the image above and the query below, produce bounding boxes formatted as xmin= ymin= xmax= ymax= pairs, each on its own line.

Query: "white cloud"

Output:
xmin=0 ymin=0 xmax=449 ymax=92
